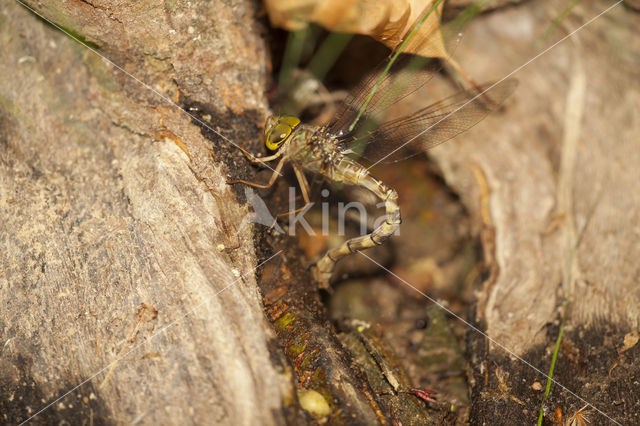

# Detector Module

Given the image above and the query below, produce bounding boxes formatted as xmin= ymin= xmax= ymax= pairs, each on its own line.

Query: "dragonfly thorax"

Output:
xmin=264 ymin=115 xmax=301 ymax=151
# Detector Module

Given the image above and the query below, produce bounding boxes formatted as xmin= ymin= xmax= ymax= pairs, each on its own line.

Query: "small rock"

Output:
xmin=298 ymin=389 xmax=331 ymax=418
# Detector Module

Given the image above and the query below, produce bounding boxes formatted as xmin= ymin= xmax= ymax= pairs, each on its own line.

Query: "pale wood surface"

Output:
xmin=1 ymin=1 xmax=292 ymax=424
xmin=432 ymin=0 xmax=639 ymax=354
xmin=2 ymin=0 xmax=638 ymax=424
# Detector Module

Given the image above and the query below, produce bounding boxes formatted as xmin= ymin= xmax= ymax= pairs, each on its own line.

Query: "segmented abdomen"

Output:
xmin=314 ymin=156 xmax=401 ymax=287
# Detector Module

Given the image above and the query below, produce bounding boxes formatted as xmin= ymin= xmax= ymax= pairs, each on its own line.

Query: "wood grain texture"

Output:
xmin=421 ymin=1 xmax=639 ymax=422
xmin=432 ymin=0 xmax=639 ymax=354
xmin=1 ymin=1 xmax=293 ymax=424
xmin=2 ymin=0 xmax=638 ymax=424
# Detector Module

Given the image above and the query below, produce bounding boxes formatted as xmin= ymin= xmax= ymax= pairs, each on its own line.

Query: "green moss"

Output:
xmin=274 ymin=312 xmax=296 ymax=330
xmin=289 ymin=333 xmax=311 ymax=358
xmin=297 ymin=347 xmax=318 ymax=371
xmin=18 ymin=1 xmax=99 ymax=49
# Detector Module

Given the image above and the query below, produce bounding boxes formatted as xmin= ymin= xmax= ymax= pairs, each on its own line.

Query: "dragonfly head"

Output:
xmin=264 ymin=115 xmax=301 ymax=151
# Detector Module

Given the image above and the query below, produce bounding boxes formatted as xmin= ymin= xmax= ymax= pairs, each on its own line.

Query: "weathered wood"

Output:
xmin=3 ymin=0 xmax=638 ymax=424
xmin=1 ymin=1 xmax=294 ymax=424
xmin=423 ymin=1 xmax=639 ymax=423
xmin=2 ymin=1 xmax=420 ymax=424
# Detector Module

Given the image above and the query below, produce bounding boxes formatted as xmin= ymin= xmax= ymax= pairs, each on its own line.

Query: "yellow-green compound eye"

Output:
xmin=265 ymin=116 xmax=301 ymax=151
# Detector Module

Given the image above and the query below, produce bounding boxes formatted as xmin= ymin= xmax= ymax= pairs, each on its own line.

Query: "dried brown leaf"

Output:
xmin=264 ymin=0 xmax=447 ymax=58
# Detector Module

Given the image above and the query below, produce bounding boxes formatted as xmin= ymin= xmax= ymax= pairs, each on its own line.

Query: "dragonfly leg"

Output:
xmin=275 ymin=203 xmax=311 ymax=218
xmin=227 ymin=157 xmax=285 ymax=188
xmin=313 ymin=168 xmax=401 ymax=288
xmin=238 ymin=145 xmax=282 ymax=163
xmin=275 ymin=165 xmax=312 ymax=218
xmin=293 ymin=165 xmax=311 ymax=204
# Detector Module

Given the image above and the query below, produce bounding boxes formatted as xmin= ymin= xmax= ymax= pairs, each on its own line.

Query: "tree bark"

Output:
xmin=2 ymin=1 xmax=435 ymax=424
xmin=427 ymin=1 xmax=640 ymax=423
xmin=2 ymin=0 xmax=638 ymax=425
xmin=1 ymin=1 xmax=294 ymax=424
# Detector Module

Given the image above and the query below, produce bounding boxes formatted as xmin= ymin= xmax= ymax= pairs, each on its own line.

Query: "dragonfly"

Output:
xmin=228 ymin=18 xmax=517 ymax=289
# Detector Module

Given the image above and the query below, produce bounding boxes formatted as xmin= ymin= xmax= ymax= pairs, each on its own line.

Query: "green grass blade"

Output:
xmin=347 ymin=0 xmax=444 ymax=132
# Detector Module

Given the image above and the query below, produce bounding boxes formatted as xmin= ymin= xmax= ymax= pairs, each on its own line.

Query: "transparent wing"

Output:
xmin=327 ymin=11 xmax=462 ymax=136
xmin=347 ymin=79 xmax=518 ymax=164
xmin=328 ymin=56 xmax=438 ymax=135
